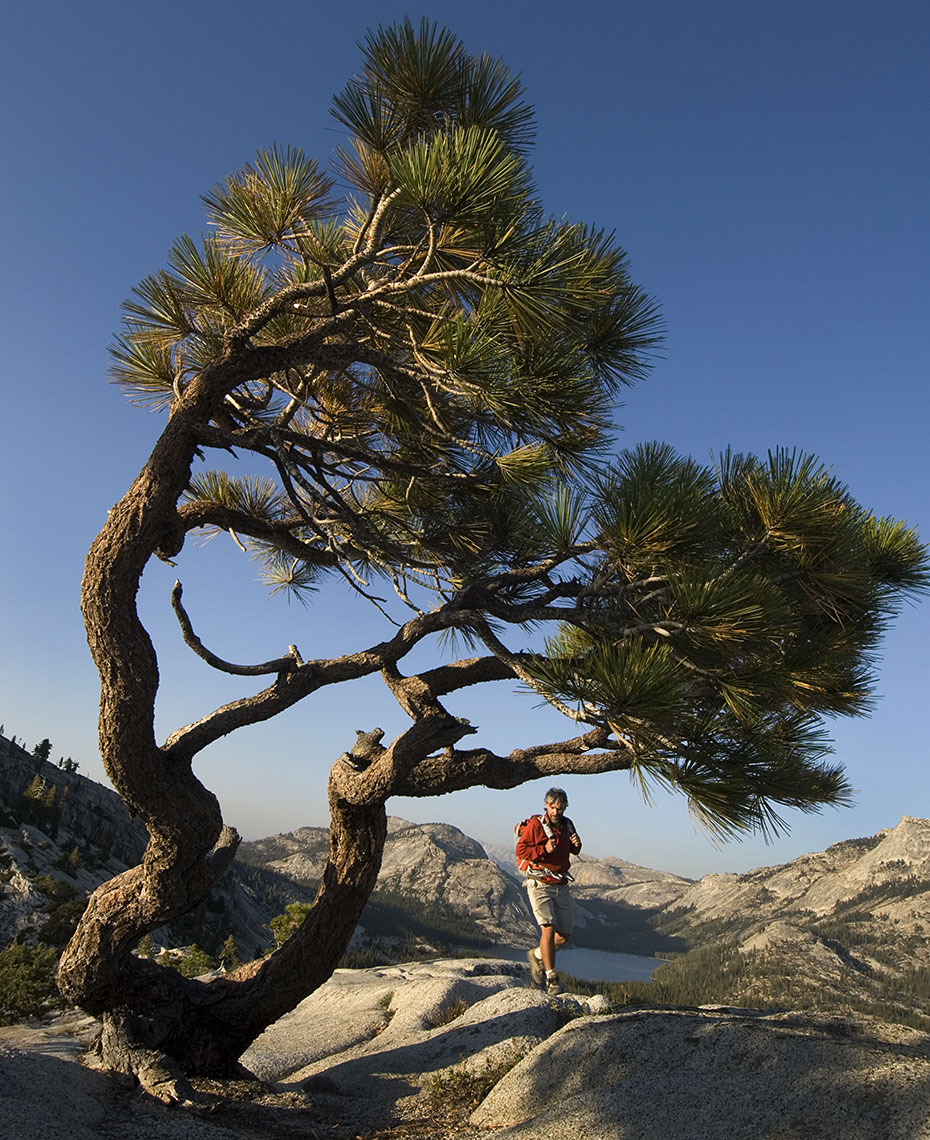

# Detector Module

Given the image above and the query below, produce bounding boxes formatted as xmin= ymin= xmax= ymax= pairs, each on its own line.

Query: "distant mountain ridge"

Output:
xmin=661 ymin=816 xmax=930 ymax=940
xmin=637 ymin=816 xmax=930 ymax=1028
xmin=237 ymin=817 xmax=533 ymax=947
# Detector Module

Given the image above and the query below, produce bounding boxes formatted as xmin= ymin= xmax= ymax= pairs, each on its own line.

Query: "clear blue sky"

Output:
xmin=1 ymin=1 xmax=927 ymax=877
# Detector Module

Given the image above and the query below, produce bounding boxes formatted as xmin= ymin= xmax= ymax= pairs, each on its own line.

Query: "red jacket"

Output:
xmin=516 ymin=814 xmax=581 ymax=880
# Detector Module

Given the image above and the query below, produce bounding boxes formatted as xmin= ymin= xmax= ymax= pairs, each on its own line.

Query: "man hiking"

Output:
xmin=516 ymin=787 xmax=581 ymax=994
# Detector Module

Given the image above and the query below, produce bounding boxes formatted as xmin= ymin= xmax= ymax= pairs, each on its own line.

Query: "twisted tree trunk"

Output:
xmin=55 ymin=360 xmax=393 ymax=1089
xmin=59 ymin=775 xmax=387 ymax=1091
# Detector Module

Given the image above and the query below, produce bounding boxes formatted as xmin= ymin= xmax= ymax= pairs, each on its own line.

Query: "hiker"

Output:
xmin=516 ymin=787 xmax=581 ymax=994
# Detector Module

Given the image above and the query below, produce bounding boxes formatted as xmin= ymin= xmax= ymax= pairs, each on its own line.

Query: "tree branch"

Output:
xmin=160 ymin=603 xmax=487 ymax=760
xmin=177 ymin=502 xmax=345 ymax=569
xmin=206 ymin=825 xmax=242 ymax=879
xmin=332 ymin=713 xmax=479 ymax=806
xmin=382 ymin=654 xmax=519 ymax=719
xmin=392 ymin=725 xmax=633 ymax=797
xmin=170 ymin=582 xmax=304 ymax=676
xmin=472 ymin=617 xmax=595 ymax=724
xmin=224 ymin=189 xmax=406 ymax=346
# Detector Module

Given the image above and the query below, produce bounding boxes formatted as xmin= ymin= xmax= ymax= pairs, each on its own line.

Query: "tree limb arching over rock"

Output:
xmin=58 ymin=17 xmax=928 ymax=1086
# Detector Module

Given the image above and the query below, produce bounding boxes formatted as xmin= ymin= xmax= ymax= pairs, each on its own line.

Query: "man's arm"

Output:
xmin=516 ymin=817 xmax=551 ymax=864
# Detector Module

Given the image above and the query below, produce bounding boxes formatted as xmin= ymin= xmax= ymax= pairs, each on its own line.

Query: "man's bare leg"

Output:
xmin=539 ymin=924 xmax=555 ymax=972
xmin=538 ymin=925 xmax=568 ymax=973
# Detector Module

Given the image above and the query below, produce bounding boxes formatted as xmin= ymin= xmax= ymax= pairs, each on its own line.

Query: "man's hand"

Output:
xmin=569 ymin=832 xmax=581 ymax=850
xmin=545 ymin=837 xmax=557 ymax=854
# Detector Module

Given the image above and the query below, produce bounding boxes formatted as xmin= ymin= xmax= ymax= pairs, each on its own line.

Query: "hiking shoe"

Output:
xmin=546 ymin=975 xmax=562 ymax=995
xmin=526 ymin=949 xmax=545 ymax=986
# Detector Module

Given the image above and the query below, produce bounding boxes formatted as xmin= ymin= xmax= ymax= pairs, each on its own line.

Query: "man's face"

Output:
xmin=545 ymin=798 xmax=565 ymax=822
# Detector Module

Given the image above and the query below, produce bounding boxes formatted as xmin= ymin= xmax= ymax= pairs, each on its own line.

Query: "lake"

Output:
xmin=485 ymin=945 xmax=663 ymax=984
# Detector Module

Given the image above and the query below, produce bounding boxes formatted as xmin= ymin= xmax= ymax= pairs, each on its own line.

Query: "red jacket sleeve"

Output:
xmin=517 ymin=816 xmax=580 ymax=873
xmin=516 ymin=816 xmax=549 ymax=866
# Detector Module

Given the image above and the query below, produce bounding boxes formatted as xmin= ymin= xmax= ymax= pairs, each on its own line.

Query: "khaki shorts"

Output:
xmin=525 ymin=880 xmax=573 ymax=935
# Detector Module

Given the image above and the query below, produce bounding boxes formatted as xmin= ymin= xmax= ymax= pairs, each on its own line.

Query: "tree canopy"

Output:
xmin=58 ymin=19 xmax=927 ymax=1084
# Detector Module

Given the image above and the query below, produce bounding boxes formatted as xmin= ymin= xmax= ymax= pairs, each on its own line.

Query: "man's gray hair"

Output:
xmin=544 ymin=787 xmax=568 ymax=807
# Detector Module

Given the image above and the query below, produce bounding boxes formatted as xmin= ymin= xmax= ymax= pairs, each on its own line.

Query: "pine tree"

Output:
xmin=174 ymin=945 xmax=216 ymax=979
xmin=268 ymin=902 xmax=314 ymax=946
xmin=219 ymin=935 xmax=242 ymax=971
xmin=57 ymin=19 xmax=928 ymax=1086
xmin=19 ymin=776 xmax=49 ymax=829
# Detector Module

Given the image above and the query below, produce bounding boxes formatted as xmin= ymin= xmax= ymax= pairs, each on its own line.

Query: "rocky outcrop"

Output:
xmin=571 ymin=852 xmax=692 ymax=909
xmin=0 ymin=735 xmax=147 ymax=946
xmin=241 ymin=957 xmax=571 ymax=1089
xmin=0 ymin=734 xmax=145 ymax=865
xmin=377 ymin=819 xmax=531 ymax=942
xmin=798 ymin=815 xmax=930 ymax=915
xmin=665 ymin=821 xmax=930 ymax=926
xmin=663 ymin=816 xmax=930 ymax=960
xmin=471 ymin=1003 xmax=930 ymax=1139
xmin=738 ymin=918 xmax=871 ymax=978
xmin=237 ymin=824 xmax=329 ymax=881
xmin=0 ymin=735 xmax=271 ymax=955
xmin=6 ymin=958 xmax=928 ymax=1140
xmin=642 ymin=817 xmax=930 ymax=1023
xmin=0 ymin=822 xmax=133 ymax=946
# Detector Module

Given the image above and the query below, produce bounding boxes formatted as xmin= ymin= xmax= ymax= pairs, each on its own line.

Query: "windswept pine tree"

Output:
xmin=58 ymin=19 xmax=927 ymax=1090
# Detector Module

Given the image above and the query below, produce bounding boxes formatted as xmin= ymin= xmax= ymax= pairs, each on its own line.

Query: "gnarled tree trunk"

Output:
xmin=56 ymin=362 xmax=398 ymax=1087
xmin=59 ymin=771 xmax=388 ymax=1089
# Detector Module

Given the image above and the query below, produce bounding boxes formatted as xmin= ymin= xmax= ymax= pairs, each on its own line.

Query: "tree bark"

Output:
xmin=61 ymin=774 xmax=388 ymax=1086
xmin=58 ymin=357 xmax=393 ymax=1083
